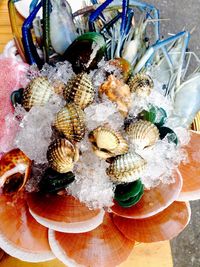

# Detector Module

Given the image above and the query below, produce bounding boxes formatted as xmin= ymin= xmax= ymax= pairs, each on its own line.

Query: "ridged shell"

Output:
xmin=63 ymin=73 xmax=94 ymax=109
xmin=47 ymin=139 xmax=79 ymax=173
xmin=106 ymin=152 xmax=147 ymax=183
xmin=126 ymin=120 xmax=159 ymax=149
xmin=22 ymin=77 xmax=55 ymax=111
xmin=128 ymin=73 xmax=154 ymax=96
xmin=54 ymin=103 xmax=86 ymax=142
xmin=89 ymin=126 xmax=129 ymax=159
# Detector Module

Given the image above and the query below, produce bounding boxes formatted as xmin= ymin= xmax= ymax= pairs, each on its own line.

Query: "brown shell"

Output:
xmin=89 ymin=126 xmax=129 ymax=159
xmin=54 ymin=103 xmax=86 ymax=142
xmin=126 ymin=120 xmax=159 ymax=149
xmin=128 ymin=73 xmax=154 ymax=96
xmin=63 ymin=72 xmax=94 ymax=109
xmin=99 ymin=75 xmax=131 ymax=116
xmin=106 ymin=152 xmax=146 ymax=183
xmin=47 ymin=139 xmax=79 ymax=173
xmin=22 ymin=77 xmax=55 ymax=111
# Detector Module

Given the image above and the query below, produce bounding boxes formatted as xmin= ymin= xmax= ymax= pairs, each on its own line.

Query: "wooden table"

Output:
xmin=0 ymin=0 xmax=173 ymax=266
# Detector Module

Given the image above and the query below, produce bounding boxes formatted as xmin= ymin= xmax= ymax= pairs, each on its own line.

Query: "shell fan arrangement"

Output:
xmin=0 ymin=0 xmax=200 ymax=266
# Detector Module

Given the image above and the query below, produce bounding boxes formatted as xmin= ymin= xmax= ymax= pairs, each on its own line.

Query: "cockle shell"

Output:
xmin=63 ymin=72 xmax=95 ymax=109
xmin=22 ymin=77 xmax=55 ymax=111
xmin=106 ymin=152 xmax=147 ymax=183
xmin=128 ymin=73 xmax=154 ymax=97
xmin=99 ymin=75 xmax=131 ymax=116
xmin=47 ymin=139 xmax=79 ymax=173
xmin=126 ymin=120 xmax=159 ymax=149
xmin=54 ymin=103 xmax=86 ymax=142
xmin=88 ymin=126 xmax=129 ymax=159
xmin=0 ymin=149 xmax=31 ymax=194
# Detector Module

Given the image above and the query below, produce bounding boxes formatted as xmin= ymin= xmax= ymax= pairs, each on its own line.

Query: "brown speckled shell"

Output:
xmin=106 ymin=152 xmax=146 ymax=183
xmin=47 ymin=138 xmax=79 ymax=173
xmin=54 ymin=103 xmax=86 ymax=142
xmin=63 ymin=73 xmax=94 ymax=109
xmin=22 ymin=77 xmax=55 ymax=111
xmin=128 ymin=73 xmax=154 ymax=96
xmin=126 ymin=120 xmax=159 ymax=149
xmin=89 ymin=126 xmax=129 ymax=159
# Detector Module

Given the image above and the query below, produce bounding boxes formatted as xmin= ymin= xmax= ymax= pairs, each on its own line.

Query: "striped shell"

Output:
xmin=54 ymin=103 xmax=86 ymax=142
xmin=89 ymin=126 xmax=129 ymax=159
xmin=126 ymin=120 xmax=159 ymax=149
xmin=47 ymin=139 xmax=79 ymax=173
xmin=22 ymin=77 xmax=55 ymax=111
xmin=106 ymin=152 xmax=146 ymax=183
xmin=63 ymin=72 xmax=94 ymax=109
xmin=128 ymin=73 xmax=153 ymax=96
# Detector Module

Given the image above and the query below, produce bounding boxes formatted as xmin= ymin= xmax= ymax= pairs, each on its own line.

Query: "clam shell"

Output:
xmin=54 ymin=103 xmax=86 ymax=142
xmin=126 ymin=120 xmax=159 ymax=149
xmin=47 ymin=139 xmax=79 ymax=173
xmin=63 ymin=73 xmax=94 ymax=109
xmin=128 ymin=73 xmax=153 ymax=96
xmin=22 ymin=77 xmax=55 ymax=111
xmin=89 ymin=126 xmax=129 ymax=159
xmin=106 ymin=152 xmax=146 ymax=183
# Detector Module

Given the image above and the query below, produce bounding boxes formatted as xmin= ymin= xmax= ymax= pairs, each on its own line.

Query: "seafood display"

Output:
xmin=0 ymin=0 xmax=199 ymax=266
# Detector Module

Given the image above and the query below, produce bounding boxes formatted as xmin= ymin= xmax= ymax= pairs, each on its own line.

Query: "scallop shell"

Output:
xmin=63 ymin=72 xmax=94 ymax=109
xmin=22 ymin=77 xmax=55 ymax=111
xmin=126 ymin=120 xmax=159 ymax=149
xmin=106 ymin=152 xmax=147 ymax=183
xmin=47 ymin=139 xmax=79 ymax=173
xmin=128 ymin=73 xmax=154 ymax=96
xmin=0 ymin=149 xmax=31 ymax=194
xmin=54 ymin=103 xmax=86 ymax=142
xmin=89 ymin=126 xmax=129 ymax=159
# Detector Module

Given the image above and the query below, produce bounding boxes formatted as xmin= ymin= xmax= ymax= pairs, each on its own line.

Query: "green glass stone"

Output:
xmin=139 ymin=106 xmax=167 ymax=127
xmin=116 ymin=186 xmax=144 ymax=208
xmin=10 ymin=88 xmax=24 ymax=107
xmin=39 ymin=168 xmax=75 ymax=193
xmin=159 ymin=126 xmax=178 ymax=145
xmin=114 ymin=179 xmax=143 ymax=201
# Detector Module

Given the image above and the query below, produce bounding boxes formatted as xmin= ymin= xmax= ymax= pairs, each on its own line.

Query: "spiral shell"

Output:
xmin=63 ymin=73 xmax=94 ymax=109
xmin=126 ymin=120 xmax=159 ymax=149
xmin=106 ymin=152 xmax=146 ymax=183
xmin=128 ymin=73 xmax=153 ymax=97
xmin=54 ymin=103 xmax=86 ymax=142
xmin=47 ymin=139 xmax=79 ymax=173
xmin=89 ymin=126 xmax=129 ymax=159
xmin=22 ymin=77 xmax=55 ymax=111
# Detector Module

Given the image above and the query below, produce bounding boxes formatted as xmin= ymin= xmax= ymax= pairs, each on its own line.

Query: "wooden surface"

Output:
xmin=0 ymin=0 xmax=173 ymax=266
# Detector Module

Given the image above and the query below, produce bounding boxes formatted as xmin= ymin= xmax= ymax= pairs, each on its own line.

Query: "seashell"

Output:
xmin=128 ymin=73 xmax=154 ymax=97
xmin=99 ymin=75 xmax=131 ymax=116
xmin=22 ymin=77 xmax=55 ymax=111
xmin=27 ymin=193 xmax=104 ymax=233
xmin=54 ymin=103 xmax=86 ymax=142
xmin=106 ymin=152 xmax=147 ymax=183
xmin=88 ymin=126 xmax=129 ymax=159
xmin=63 ymin=32 xmax=106 ymax=73
xmin=48 ymin=213 xmax=134 ymax=266
xmin=113 ymin=201 xmax=190 ymax=242
xmin=47 ymin=138 xmax=79 ymax=173
xmin=126 ymin=120 xmax=159 ymax=149
xmin=0 ymin=149 xmax=31 ymax=194
xmin=108 ymin=58 xmax=132 ymax=82
xmin=112 ymin=170 xmax=182 ymax=219
xmin=63 ymin=72 xmax=95 ymax=109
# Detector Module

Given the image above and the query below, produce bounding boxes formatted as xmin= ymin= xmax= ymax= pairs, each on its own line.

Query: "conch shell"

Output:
xmin=99 ymin=75 xmax=131 ymax=116
xmin=0 ymin=149 xmax=31 ymax=194
xmin=89 ymin=125 xmax=128 ymax=159
xmin=47 ymin=139 xmax=79 ymax=173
